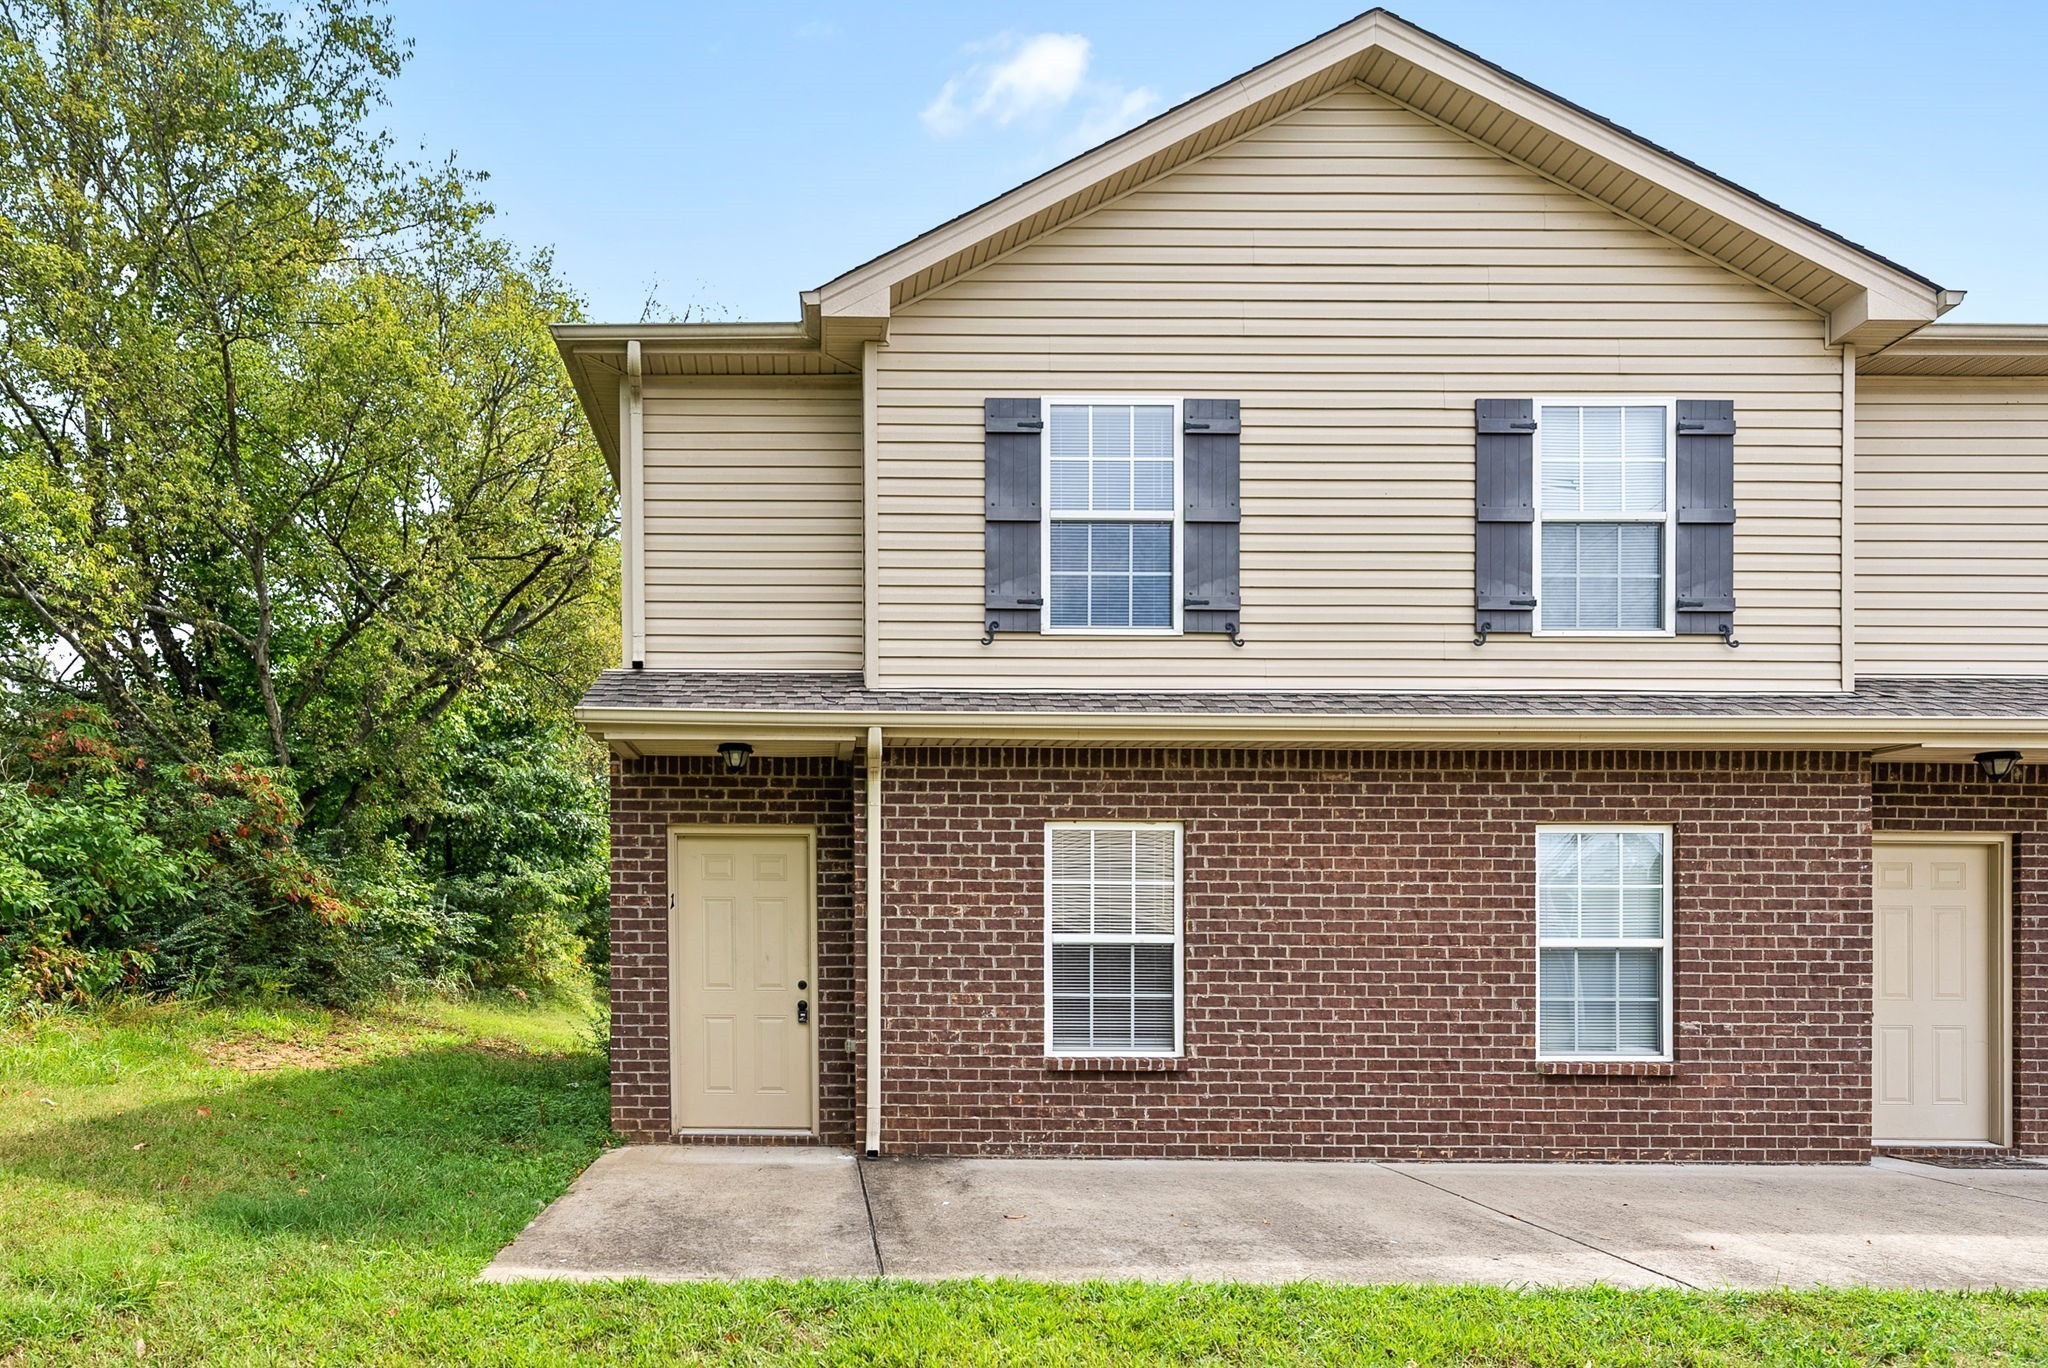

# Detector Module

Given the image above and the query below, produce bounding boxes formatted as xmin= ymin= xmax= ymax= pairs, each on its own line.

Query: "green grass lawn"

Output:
xmin=2 ymin=1001 xmax=2044 ymax=1366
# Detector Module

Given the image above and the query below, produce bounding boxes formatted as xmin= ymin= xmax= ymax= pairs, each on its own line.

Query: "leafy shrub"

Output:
xmin=0 ymin=697 xmax=607 ymax=1006
xmin=0 ymin=778 xmax=189 ymax=1003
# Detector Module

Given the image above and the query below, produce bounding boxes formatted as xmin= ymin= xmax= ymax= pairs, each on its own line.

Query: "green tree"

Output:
xmin=0 ymin=0 xmax=616 ymax=997
xmin=409 ymin=686 xmax=610 ymax=990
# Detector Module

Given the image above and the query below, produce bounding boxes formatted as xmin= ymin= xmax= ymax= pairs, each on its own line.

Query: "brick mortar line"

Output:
xmin=1381 ymin=1165 xmax=1700 ymax=1291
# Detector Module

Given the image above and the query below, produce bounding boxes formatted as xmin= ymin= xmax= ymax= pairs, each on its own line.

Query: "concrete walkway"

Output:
xmin=479 ymin=1147 xmax=2048 ymax=1289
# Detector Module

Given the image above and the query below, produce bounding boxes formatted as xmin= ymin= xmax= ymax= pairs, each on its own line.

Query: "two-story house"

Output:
xmin=557 ymin=10 xmax=2048 ymax=1163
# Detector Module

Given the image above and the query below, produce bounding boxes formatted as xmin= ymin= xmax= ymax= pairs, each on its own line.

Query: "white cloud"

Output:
xmin=919 ymin=77 xmax=972 ymax=137
xmin=921 ymin=31 xmax=1157 ymax=149
xmin=1060 ymin=84 xmax=1165 ymax=155
xmin=978 ymin=33 xmax=1090 ymax=126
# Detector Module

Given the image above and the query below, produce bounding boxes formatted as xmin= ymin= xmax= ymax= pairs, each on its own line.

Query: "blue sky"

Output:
xmin=381 ymin=2 xmax=2046 ymax=325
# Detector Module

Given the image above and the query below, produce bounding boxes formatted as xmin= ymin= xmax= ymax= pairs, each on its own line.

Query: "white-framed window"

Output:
xmin=1044 ymin=396 xmax=1181 ymax=633
xmin=1535 ymin=826 xmax=1672 ymax=1061
xmin=1045 ymin=822 xmax=1183 ymax=1056
xmin=1533 ymin=398 xmax=1675 ymax=635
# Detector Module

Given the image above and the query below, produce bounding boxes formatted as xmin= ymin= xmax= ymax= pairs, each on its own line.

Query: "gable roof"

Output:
xmin=556 ymin=8 xmax=1966 ymax=467
xmin=813 ymin=8 xmax=1951 ymax=353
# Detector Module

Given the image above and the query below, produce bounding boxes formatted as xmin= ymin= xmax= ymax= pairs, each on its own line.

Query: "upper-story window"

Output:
xmin=1535 ymin=400 xmax=1674 ymax=634
xmin=1045 ymin=398 xmax=1179 ymax=632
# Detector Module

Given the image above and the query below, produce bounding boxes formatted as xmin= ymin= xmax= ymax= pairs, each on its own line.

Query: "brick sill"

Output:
xmin=1045 ymin=1055 xmax=1184 ymax=1073
xmin=1538 ymin=1059 xmax=1678 ymax=1078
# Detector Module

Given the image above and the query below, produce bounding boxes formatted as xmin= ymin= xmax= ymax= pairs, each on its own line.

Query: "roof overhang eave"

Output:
xmin=576 ymin=704 xmax=2048 ymax=752
xmin=550 ymin=302 xmax=838 ymax=473
xmin=1858 ymin=321 xmax=2048 ymax=377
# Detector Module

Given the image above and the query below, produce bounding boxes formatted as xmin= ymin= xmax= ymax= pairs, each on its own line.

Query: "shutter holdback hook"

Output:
xmin=1719 ymin=623 xmax=1739 ymax=649
xmin=1473 ymin=622 xmax=1491 ymax=648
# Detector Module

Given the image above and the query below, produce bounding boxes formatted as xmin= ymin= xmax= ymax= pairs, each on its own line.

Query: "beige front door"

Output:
xmin=671 ymin=832 xmax=815 ymax=1132
xmin=1872 ymin=841 xmax=1998 ymax=1145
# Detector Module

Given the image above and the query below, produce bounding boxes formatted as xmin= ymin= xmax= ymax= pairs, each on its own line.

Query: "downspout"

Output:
xmin=625 ymin=339 xmax=647 ymax=669
xmin=615 ymin=348 xmax=633 ymax=669
xmin=1840 ymin=344 xmax=1857 ymax=694
xmin=862 ymin=724 xmax=884 ymax=1157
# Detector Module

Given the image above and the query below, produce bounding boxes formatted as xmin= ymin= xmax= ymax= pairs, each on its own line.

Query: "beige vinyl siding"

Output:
xmin=870 ymin=83 xmax=1844 ymax=690
xmin=642 ymin=377 xmax=863 ymax=670
xmin=1856 ymin=377 xmax=2048 ymax=675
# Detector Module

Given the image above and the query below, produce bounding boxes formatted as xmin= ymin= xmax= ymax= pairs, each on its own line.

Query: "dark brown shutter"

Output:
xmin=1475 ymin=398 xmax=1537 ymax=638
xmin=984 ymin=398 xmax=1043 ymax=636
xmin=1181 ymin=398 xmax=1241 ymax=639
xmin=1674 ymin=399 xmax=1737 ymax=643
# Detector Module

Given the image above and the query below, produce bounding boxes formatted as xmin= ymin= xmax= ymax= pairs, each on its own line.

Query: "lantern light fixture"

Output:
xmin=1974 ymin=749 xmax=2022 ymax=783
xmin=717 ymin=741 xmax=755 ymax=773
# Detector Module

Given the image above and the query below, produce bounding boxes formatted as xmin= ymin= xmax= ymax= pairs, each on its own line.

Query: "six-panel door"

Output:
xmin=1872 ymin=842 xmax=1996 ymax=1145
xmin=671 ymin=832 xmax=814 ymax=1131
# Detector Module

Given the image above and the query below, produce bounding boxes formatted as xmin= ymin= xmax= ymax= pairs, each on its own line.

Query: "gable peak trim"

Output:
xmin=812 ymin=8 xmax=1941 ymax=342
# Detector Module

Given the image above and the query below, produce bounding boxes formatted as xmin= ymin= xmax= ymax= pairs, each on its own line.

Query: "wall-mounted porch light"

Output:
xmin=1974 ymin=749 xmax=2022 ymax=782
xmin=717 ymin=741 xmax=755 ymax=773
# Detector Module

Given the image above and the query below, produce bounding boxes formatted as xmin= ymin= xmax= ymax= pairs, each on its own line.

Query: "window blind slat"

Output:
xmin=1048 ymin=826 xmax=1180 ymax=1054
xmin=1536 ymin=829 xmax=1669 ymax=1059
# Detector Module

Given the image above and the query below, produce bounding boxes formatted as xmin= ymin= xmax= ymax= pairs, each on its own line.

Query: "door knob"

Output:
xmin=796 ymin=999 xmax=809 ymax=1025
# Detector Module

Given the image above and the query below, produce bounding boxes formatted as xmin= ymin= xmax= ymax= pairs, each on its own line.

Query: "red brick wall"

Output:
xmin=1872 ymin=764 xmax=2044 ymax=1155
xmin=606 ymin=748 xmax=2038 ymax=1160
xmin=608 ymin=755 xmax=859 ymax=1142
xmin=876 ymin=748 xmax=1875 ymax=1161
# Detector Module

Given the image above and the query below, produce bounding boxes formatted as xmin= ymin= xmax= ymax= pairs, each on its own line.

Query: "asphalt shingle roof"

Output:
xmin=580 ymin=672 xmax=2048 ymax=721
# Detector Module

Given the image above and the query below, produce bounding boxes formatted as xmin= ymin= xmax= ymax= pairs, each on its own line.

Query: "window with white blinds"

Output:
xmin=1535 ymin=401 xmax=1673 ymax=633
xmin=1046 ymin=400 xmax=1179 ymax=631
xmin=1536 ymin=827 xmax=1672 ymax=1060
xmin=1046 ymin=823 xmax=1182 ymax=1055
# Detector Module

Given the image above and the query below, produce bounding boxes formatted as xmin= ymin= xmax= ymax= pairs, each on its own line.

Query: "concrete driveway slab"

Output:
xmin=1390 ymin=1162 xmax=2048 ymax=1289
xmin=481 ymin=1148 xmax=2048 ymax=1288
xmin=479 ymin=1146 xmax=878 ymax=1282
xmin=859 ymin=1157 xmax=1675 ymax=1286
xmin=1875 ymin=1155 xmax=2048 ymax=1206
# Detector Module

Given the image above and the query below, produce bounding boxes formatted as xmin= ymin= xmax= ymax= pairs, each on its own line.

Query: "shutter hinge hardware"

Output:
xmin=1473 ymin=599 xmax=1537 ymax=646
xmin=1675 ymin=601 xmax=1740 ymax=648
